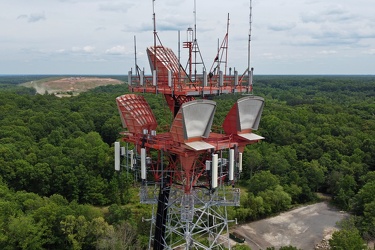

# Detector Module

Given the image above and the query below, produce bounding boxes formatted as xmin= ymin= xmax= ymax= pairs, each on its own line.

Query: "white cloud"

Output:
xmin=105 ymin=45 xmax=128 ymax=55
xmin=301 ymin=5 xmax=355 ymax=23
xmin=28 ymin=12 xmax=46 ymax=23
xmin=318 ymin=50 xmax=337 ymax=55
xmin=71 ymin=46 xmax=95 ymax=53
xmin=1 ymin=0 xmax=375 ymax=74
xmin=262 ymin=53 xmax=283 ymax=60
xmin=98 ymin=2 xmax=133 ymax=13
xmin=17 ymin=12 xmax=46 ymax=23
xmin=363 ymin=49 xmax=375 ymax=55
xmin=95 ymin=26 xmax=106 ymax=31
xmin=17 ymin=14 xmax=28 ymax=20
xmin=268 ymin=22 xmax=296 ymax=32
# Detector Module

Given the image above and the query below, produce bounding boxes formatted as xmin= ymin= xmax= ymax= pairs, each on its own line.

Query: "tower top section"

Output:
xmin=128 ymin=1 xmax=254 ymax=97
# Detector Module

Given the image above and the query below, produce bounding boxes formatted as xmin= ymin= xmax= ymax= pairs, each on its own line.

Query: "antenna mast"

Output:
xmin=194 ymin=0 xmax=197 ymax=42
xmin=184 ymin=0 xmax=206 ymax=81
xmin=152 ymin=0 xmax=157 ymax=72
xmin=209 ymin=14 xmax=230 ymax=77
xmin=248 ymin=0 xmax=253 ymax=93
xmin=134 ymin=35 xmax=139 ymax=77
xmin=194 ymin=0 xmax=197 ymax=79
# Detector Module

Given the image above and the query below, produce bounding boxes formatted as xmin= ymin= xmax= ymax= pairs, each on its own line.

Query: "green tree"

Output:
xmin=61 ymin=215 xmax=89 ymax=250
xmin=302 ymin=160 xmax=326 ymax=192
xmin=106 ymin=204 xmax=132 ymax=225
xmin=247 ymin=171 xmax=279 ymax=195
xmin=243 ymin=146 xmax=262 ymax=179
xmin=329 ymin=228 xmax=366 ymax=250
xmin=6 ymin=215 xmax=46 ymax=250
xmin=352 ymin=181 xmax=375 ymax=215
xmin=279 ymin=246 xmax=301 ymax=250
xmin=96 ymin=221 xmax=140 ymax=250
xmin=334 ymin=174 xmax=357 ymax=210
xmin=258 ymin=185 xmax=292 ymax=214
xmin=233 ymin=244 xmax=252 ymax=250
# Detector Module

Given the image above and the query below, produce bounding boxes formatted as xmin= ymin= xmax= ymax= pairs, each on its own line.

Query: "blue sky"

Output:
xmin=1 ymin=0 xmax=374 ymax=75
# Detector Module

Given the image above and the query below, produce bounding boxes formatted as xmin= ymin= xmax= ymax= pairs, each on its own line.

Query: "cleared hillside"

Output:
xmin=22 ymin=76 xmax=124 ymax=96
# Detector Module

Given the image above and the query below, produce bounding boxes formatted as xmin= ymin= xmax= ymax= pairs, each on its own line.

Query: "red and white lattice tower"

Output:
xmin=114 ymin=2 xmax=263 ymax=249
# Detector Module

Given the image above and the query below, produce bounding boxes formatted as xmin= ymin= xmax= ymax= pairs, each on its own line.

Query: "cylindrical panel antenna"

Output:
xmin=128 ymin=71 xmax=132 ymax=85
xmin=153 ymin=70 xmax=157 ymax=86
xmin=129 ymin=150 xmax=134 ymax=170
xmin=120 ymin=146 xmax=125 ymax=156
xmin=234 ymin=70 xmax=238 ymax=86
xmin=114 ymin=142 xmax=120 ymax=171
xmin=249 ymin=68 xmax=254 ymax=87
xmin=140 ymin=70 xmax=144 ymax=86
xmin=229 ymin=149 xmax=234 ymax=181
xmin=212 ymin=154 xmax=218 ymax=188
xmin=168 ymin=70 xmax=172 ymax=87
xmin=205 ymin=160 xmax=211 ymax=171
xmin=219 ymin=71 xmax=224 ymax=87
xmin=141 ymin=148 xmax=146 ymax=179
xmin=238 ymin=152 xmax=243 ymax=173
xmin=203 ymin=71 xmax=207 ymax=87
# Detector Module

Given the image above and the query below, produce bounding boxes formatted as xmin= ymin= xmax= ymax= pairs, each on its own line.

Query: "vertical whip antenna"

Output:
xmin=194 ymin=0 xmax=197 ymax=42
xmin=152 ymin=0 xmax=157 ymax=72
xmin=184 ymin=0 xmax=206 ymax=81
xmin=134 ymin=35 xmax=139 ymax=77
xmin=153 ymin=0 xmax=156 ymax=47
xmin=225 ymin=13 xmax=230 ymax=75
xmin=248 ymin=0 xmax=253 ymax=92
xmin=193 ymin=0 xmax=197 ymax=79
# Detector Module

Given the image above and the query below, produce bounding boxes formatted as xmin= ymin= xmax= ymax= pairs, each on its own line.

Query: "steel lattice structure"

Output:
xmin=116 ymin=77 xmax=264 ymax=249
xmin=142 ymin=185 xmax=236 ymax=249
xmin=114 ymin=2 xmax=263 ymax=249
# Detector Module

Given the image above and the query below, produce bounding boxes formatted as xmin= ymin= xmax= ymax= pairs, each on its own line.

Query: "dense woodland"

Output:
xmin=0 ymin=75 xmax=374 ymax=249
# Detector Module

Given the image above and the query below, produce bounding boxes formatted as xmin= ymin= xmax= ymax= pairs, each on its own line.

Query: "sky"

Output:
xmin=1 ymin=0 xmax=374 ymax=75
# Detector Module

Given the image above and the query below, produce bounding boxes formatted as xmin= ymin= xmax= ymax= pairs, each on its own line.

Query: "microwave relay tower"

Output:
xmin=115 ymin=1 xmax=263 ymax=249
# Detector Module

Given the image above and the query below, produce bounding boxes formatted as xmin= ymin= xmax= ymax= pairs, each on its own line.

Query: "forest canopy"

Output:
xmin=0 ymin=75 xmax=374 ymax=249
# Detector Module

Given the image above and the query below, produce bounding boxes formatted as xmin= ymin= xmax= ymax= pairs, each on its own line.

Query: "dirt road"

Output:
xmin=234 ymin=202 xmax=347 ymax=250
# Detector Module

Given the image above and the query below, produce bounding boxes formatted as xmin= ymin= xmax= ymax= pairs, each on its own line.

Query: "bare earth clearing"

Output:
xmin=23 ymin=77 xmax=123 ymax=96
xmin=233 ymin=202 xmax=348 ymax=250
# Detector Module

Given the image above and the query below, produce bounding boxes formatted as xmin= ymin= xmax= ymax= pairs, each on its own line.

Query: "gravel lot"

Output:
xmin=233 ymin=202 xmax=348 ymax=250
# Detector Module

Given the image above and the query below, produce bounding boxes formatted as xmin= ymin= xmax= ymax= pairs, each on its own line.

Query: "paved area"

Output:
xmin=234 ymin=202 xmax=347 ymax=250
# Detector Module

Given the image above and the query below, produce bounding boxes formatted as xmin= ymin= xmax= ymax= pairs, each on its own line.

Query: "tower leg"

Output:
xmin=151 ymin=188 xmax=233 ymax=249
xmin=153 ymin=178 xmax=170 ymax=250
